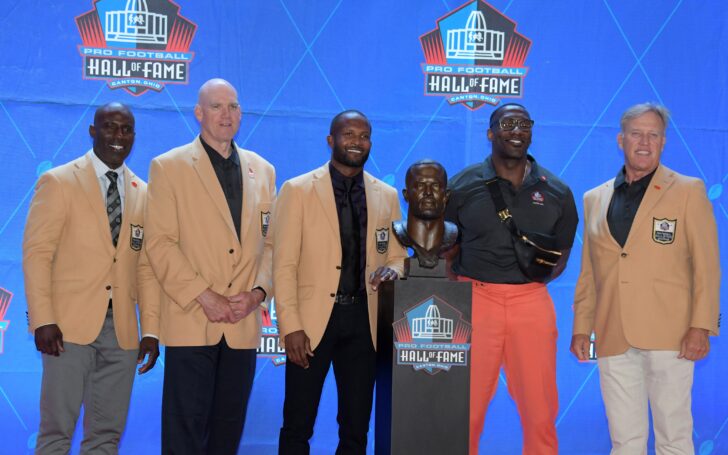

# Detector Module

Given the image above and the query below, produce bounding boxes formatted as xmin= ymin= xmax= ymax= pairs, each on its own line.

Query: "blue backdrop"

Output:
xmin=1 ymin=1 xmax=726 ymax=453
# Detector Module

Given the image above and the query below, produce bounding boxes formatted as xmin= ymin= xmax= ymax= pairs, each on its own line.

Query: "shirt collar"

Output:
xmin=89 ymin=150 xmax=127 ymax=182
xmin=482 ymin=154 xmax=542 ymax=184
xmin=329 ymin=162 xmax=364 ymax=188
xmin=614 ymin=166 xmax=656 ymax=189
xmin=199 ymin=136 xmax=240 ymax=167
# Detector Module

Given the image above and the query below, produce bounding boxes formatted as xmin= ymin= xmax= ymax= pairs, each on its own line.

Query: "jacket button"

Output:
xmin=229 ymin=249 xmax=234 ymax=254
xmin=113 ymin=258 xmax=117 ymax=263
xmin=228 ymin=282 xmax=232 ymax=288
xmin=336 ymin=266 xmax=342 ymax=270
xmin=330 ymin=293 xmax=335 ymax=297
xmin=105 ymin=285 xmax=111 ymax=290
xmin=621 ymin=252 xmax=627 ymax=258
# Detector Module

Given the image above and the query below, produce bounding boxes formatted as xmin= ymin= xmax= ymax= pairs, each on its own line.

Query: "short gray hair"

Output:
xmin=620 ymin=103 xmax=670 ymax=132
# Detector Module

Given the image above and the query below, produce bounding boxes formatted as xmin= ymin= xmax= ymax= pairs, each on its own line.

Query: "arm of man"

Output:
xmin=549 ymin=248 xmax=572 ymax=283
xmin=678 ymin=180 xmax=720 ymax=361
xmin=229 ymin=166 xmax=277 ymax=319
xmin=144 ymin=158 xmax=212 ymax=311
xmin=272 ymin=181 xmax=312 ymax=368
xmin=23 ymin=172 xmax=66 ymax=356
xmin=549 ymin=186 xmax=579 ymax=282
xmin=252 ymin=166 xmax=277 ymax=308
xmin=443 ymin=183 xmax=463 ymax=280
xmin=136 ymin=236 xmax=161 ymax=374
xmin=571 ymin=195 xmax=596 ymax=361
xmin=370 ymin=188 xmax=409 ymax=290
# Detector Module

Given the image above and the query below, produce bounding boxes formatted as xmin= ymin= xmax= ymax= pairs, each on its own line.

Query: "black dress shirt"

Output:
xmin=445 ymin=155 xmax=579 ymax=284
xmin=607 ymin=167 xmax=656 ymax=248
xmin=330 ymin=163 xmax=367 ymax=291
xmin=200 ymin=137 xmax=243 ymax=240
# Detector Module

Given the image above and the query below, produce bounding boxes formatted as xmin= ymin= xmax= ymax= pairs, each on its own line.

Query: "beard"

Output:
xmin=332 ymin=142 xmax=370 ymax=168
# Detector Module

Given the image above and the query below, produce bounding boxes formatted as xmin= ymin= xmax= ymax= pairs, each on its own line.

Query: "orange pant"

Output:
xmin=463 ymin=278 xmax=559 ymax=455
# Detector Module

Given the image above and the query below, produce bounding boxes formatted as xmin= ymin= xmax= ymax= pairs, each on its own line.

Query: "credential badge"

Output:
xmin=376 ymin=227 xmax=390 ymax=254
xmin=652 ymin=218 xmax=676 ymax=244
xmin=531 ymin=191 xmax=544 ymax=205
xmin=261 ymin=211 xmax=271 ymax=237
xmin=130 ymin=224 xmax=144 ymax=251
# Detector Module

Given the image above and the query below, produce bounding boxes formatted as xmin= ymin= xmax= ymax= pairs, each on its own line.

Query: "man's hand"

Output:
xmin=228 ymin=289 xmax=265 ymax=322
xmin=570 ymin=334 xmax=591 ymax=361
xmin=137 ymin=336 xmax=159 ymax=374
xmin=678 ymin=327 xmax=710 ymax=361
xmin=369 ymin=266 xmax=398 ymax=291
xmin=196 ymin=288 xmax=235 ymax=323
xmin=285 ymin=330 xmax=314 ymax=369
xmin=35 ymin=324 xmax=64 ymax=356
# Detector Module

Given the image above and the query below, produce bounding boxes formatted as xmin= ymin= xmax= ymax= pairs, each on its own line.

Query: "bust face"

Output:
xmin=404 ymin=164 xmax=449 ymax=221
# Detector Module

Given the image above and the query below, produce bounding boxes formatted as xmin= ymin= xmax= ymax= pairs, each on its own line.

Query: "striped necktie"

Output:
xmin=106 ymin=171 xmax=122 ymax=247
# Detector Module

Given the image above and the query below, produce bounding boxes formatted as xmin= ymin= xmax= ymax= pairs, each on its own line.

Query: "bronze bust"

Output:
xmin=393 ymin=159 xmax=458 ymax=268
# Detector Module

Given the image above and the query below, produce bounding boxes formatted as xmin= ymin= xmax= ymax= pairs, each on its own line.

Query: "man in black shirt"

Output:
xmin=571 ymin=103 xmax=719 ymax=454
xmin=445 ymin=103 xmax=578 ymax=454
xmin=274 ymin=110 xmax=407 ymax=454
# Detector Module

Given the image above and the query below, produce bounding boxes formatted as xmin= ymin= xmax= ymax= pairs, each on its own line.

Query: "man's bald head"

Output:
xmin=329 ymin=110 xmax=370 ymax=135
xmin=197 ymin=78 xmax=238 ymax=105
xmin=194 ymin=78 xmax=242 ymax=154
xmin=94 ymin=102 xmax=133 ymax=125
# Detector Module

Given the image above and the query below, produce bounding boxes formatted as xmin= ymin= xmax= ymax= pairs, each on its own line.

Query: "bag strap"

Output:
xmin=485 ymin=177 xmax=562 ymax=259
xmin=484 ymin=177 xmax=521 ymax=237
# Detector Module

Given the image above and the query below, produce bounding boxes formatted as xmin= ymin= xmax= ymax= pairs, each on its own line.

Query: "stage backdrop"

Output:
xmin=1 ymin=1 xmax=727 ymax=453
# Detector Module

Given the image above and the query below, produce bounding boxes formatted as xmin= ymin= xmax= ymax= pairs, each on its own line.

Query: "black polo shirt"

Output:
xmin=329 ymin=163 xmax=368 ymax=291
xmin=200 ymin=136 xmax=243 ymax=241
xmin=607 ymin=167 xmax=656 ymax=248
xmin=445 ymin=155 xmax=578 ymax=284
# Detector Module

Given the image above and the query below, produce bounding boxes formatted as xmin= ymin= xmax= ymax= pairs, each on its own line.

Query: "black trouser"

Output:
xmin=279 ymin=301 xmax=377 ymax=455
xmin=162 ymin=336 xmax=256 ymax=455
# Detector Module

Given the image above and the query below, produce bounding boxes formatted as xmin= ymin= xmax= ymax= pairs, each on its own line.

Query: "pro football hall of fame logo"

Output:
xmin=420 ymin=0 xmax=531 ymax=110
xmin=393 ymin=295 xmax=472 ymax=375
xmin=76 ymin=0 xmax=197 ymax=95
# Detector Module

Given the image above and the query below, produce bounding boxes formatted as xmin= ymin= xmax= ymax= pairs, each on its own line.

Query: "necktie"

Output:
xmin=106 ymin=171 xmax=122 ymax=247
xmin=338 ymin=178 xmax=361 ymax=294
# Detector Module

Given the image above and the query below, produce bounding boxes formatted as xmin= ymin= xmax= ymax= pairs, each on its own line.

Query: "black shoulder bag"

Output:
xmin=484 ymin=178 xmax=561 ymax=282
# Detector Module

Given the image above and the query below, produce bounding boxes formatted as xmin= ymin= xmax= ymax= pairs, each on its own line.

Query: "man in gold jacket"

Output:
xmin=274 ymin=110 xmax=407 ymax=454
xmin=572 ymin=103 xmax=720 ymax=455
xmin=23 ymin=102 xmax=160 ymax=454
xmin=145 ymin=78 xmax=275 ymax=455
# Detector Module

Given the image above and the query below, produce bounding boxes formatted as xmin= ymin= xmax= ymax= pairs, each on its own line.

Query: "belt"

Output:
xmin=334 ymin=290 xmax=367 ymax=306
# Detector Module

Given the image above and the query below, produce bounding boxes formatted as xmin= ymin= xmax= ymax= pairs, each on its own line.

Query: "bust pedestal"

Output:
xmin=375 ymin=258 xmax=472 ymax=455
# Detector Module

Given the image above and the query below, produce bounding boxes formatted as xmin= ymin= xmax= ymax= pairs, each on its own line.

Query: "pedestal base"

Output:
xmin=375 ymin=259 xmax=472 ymax=455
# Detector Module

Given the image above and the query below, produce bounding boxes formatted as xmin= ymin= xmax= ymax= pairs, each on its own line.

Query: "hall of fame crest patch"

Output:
xmin=376 ymin=228 xmax=390 ymax=254
xmin=261 ymin=211 xmax=271 ymax=237
xmin=130 ymin=224 xmax=144 ymax=251
xmin=652 ymin=218 xmax=676 ymax=244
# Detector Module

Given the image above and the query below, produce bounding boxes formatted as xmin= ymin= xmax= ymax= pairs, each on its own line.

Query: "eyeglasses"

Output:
xmin=495 ymin=118 xmax=535 ymax=131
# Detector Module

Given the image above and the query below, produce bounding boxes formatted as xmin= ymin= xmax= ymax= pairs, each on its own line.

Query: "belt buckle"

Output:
xmin=336 ymin=293 xmax=360 ymax=306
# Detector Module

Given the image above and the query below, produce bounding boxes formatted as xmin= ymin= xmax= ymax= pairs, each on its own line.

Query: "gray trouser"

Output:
xmin=35 ymin=309 xmax=137 ymax=455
